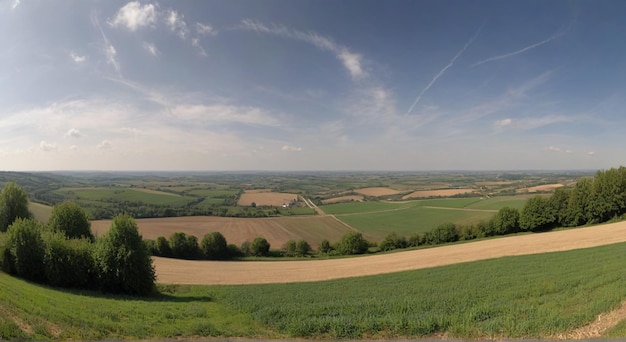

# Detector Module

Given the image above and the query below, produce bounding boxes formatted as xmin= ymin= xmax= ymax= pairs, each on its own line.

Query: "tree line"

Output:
xmin=0 ymin=183 xmax=155 ymax=296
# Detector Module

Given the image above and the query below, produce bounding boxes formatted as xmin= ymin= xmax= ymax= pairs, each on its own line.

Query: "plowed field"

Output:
xmin=153 ymin=221 xmax=626 ymax=285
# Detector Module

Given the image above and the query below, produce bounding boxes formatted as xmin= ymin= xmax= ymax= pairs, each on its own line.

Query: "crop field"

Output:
xmin=5 ymin=238 xmax=626 ymax=339
xmin=321 ymin=195 xmax=364 ymax=204
xmin=28 ymin=202 xmax=52 ymax=222
xmin=402 ymin=188 xmax=475 ymax=199
xmin=55 ymin=188 xmax=194 ymax=206
xmin=237 ymin=190 xmax=299 ymax=207
xmin=354 ymin=187 xmax=401 ymax=197
xmin=91 ymin=215 xmax=352 ymax=248
xmin=518 ymin=183 xmax=564 ymax=193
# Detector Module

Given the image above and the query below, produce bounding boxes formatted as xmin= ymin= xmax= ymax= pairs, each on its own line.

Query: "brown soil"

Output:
xmin=237 ymin=191 xmax=299 ymax=206
xmin=402 ymin=188 xmax=474 ymax=199
xmin=154 ymin=221 xmax=626 ymax=285
xmin=322 ymin=195 xmax=364 ymax=204
xmin=517 ymin=183 xmax=564 ymax=193
xmin=92 ymin=215 xmax=351 ymax=249
xmin=354 ymin=187 xmax=400 ymax=197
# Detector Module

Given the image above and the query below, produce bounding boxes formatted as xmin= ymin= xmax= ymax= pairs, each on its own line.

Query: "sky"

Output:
xmin=1 ymin=0 xmax=625 ymax=171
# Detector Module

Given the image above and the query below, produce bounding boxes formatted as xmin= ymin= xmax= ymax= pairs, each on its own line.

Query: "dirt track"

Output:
xmin=154 ymin=220 xmax=626 ymax=285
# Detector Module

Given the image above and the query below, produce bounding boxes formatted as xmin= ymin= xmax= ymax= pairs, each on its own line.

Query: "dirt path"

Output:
xmin=555 ymin=300 xmax=626 ymax=339
xmin=154 ymin=220 xmax=626 ymax=285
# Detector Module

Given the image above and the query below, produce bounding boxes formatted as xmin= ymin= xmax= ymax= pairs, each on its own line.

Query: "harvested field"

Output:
xmin=322 ymin=195 xmax=364 ymax=204
xmin=475 ymin=181 xmax=513 ymax=186
xmin=132 ymin=188 xmax=180 ymax=197
xmin=237 ymin=190 xmax=299 ymax=206
xmin=91 ymin=215 xmax=351 ymax=249
xmin=354 ymin=187 xmax=400 ymax=197
xmin=154 ymin=220 xmax=626 ymax=285
xmin=518 ymin=183 xmax=564 ymax=193
xmin=402 ymin=188 xmax=474 ymax=199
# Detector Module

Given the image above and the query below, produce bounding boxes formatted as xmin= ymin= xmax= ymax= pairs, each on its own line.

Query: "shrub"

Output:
xmin=47 ymin=201 xmax=94 ymax=240
xmin=155 ymin=236 xmax=171 ymax=257
xmin=93 ymin=214 xmax=155 ymax=296
xmin=5 ymin=218 xmax=46 ymax=282
xmin=408 ymin=233 xmax=423 ymax=247
xmin=425 ymin=223 xmax=459 ymax=245
xmin=378 ymin=232 xmax=408 ymax=251
xmin=0 ymin=182 xmax=31 ymax=232
xmin=335 ymin=232 xmax=369 ymax=255
xmin=201 ymin=232 xmax=229 ymax=260
xmin=43 ymin=231 xmax=95 ymax=288
xmin=240 ymin=241 xmax=251 ymax=256
xmin=169 ymin=232 xmax=200 ymax=259
xmin=227 ymin=243 xmax=242 ymax=258
xmin=250 ymin=237 xmax=270 ymax=257
xmin=318 ymin=239 xmax=332 ymax=254
xmin=296 ymin=240 xmax=312 ymax=256
xmin=284 ymin=239 xmax=297 ymax=257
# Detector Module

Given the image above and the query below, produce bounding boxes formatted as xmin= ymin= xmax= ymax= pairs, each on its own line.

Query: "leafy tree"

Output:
xmin=519 ymin=196 xmax=555 ymax=231
xmin=589 ymin=167 xmax=626 ymax=222
xmin=489 ymin=207 xmax=520 ymax=235
xmin=378 ymin=232 xmax=408 ymax=251
xmin=155 ymin=236 xmax=171 ymax=257
xmin=250 ymin=236 xmax=270 ymax=257
xmin=4 ymin=218 xmax=46 ymax=282
xmin=48 ymin=201 xmax=93 ymax=240
xmin=565 ymin=177 xmax=594 ymax=226
xmin=296 ymin=239 xmax=312 ymax=256
xmin=548 ymin=187 xmax=571 ymax=227
xmin=240 ymin=240 xmax=252 ymax=256
xmin=93 ymin=214 xmax=155 ymax=296
xmin=318 ymin=239 xmax=332 ymax=254
xmin=425 ymin=223 xmax=459 ymax=245
xmin=284 ymin=239 xmax=297 ymax=257
xmin=169 ymin=232 xmax=200 ymax=259
xmin=201 ymin=232 xmax=229 ymax=260
xmin=43 ymin=231 xmax=95 ymax=288
xmin=0 ymin=182 xmax=31 ymax=232
xmin=335 ymin=231 xmax=368 ymax=255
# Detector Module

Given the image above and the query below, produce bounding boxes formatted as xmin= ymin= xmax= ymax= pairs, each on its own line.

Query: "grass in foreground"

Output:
xmin=3 ymin=242 xmax=626 ymax=340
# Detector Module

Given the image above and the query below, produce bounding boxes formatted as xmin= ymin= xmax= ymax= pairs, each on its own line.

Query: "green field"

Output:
xmin=321 ymin=196 xmax=530 ymax=238
xmin=55 ymin=188 xmax=195 ymax=206
xmin=2 ymin=242 xmax=626 ymax=339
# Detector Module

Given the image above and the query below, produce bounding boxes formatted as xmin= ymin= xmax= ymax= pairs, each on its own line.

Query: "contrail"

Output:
xmin=471 ymin=32 xmax=563 ymax=68
xmin=407 ymin=27 xmax=482 ymax=114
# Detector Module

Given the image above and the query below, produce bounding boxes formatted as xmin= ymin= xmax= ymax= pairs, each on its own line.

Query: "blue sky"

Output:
xmin=0 ymin=0 xmax=624 ymax=171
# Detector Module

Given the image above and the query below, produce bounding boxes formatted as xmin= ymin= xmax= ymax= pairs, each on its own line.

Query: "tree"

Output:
xmin=250 ymin=236 xmax=270 ymax=256
xmin=169 ymin=232 xmax=200 ymax=259
xmin=519 ymin=196 xmax=555 ymax=231
xmin=565 ymin=177 xmax=594 ymax=226
xmin=548 ymin=187 xmax=570 ymax=227
xmin=295 ymin=239 xmax=312 ymax=256
xmin=48 ymin=201 xmax=93 ymax=240
xmin=335 ymin=231 xmax=368 ymax=255
xmin=201 ymin=232 xmax=229 ymax=260
xmin=284 ymin=239 xmax=297 ymax=257
xmin=4 ymin=218 xmax=46 ymax=282
xmin=425 ymin=223 xmax=459 ymax=245
xmin=0 ymin=182 xmax=31 ymax=232
xmin=318 ymin=239 xmax=332 ymax=254
xmin=43 ymin=231 xmax=95 ymax=288
xmin=489 ymin=207 xmax=520 ymax=235
xmin=378 ymin=232 xmax=408 ymax=251
xmin=93 ymin=214 xmax=155 ymax=296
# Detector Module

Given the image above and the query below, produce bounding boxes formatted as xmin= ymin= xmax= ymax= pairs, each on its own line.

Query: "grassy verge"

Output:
xmin=3 ymin=242 xmax=626 ymax=340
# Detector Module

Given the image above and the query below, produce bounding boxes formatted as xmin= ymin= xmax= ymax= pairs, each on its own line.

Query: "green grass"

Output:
xmin=321 ymin=201 xmax=415 ymax=215
xmin=465 ymin=195 xmax=537 ymax=211
xmin=3 ymin=242 xmax=626 ymax=339
xmin=29 ymin=202 xmax=53 ymax=223
xmin=56 ymin=188 xmax=194 ymax=206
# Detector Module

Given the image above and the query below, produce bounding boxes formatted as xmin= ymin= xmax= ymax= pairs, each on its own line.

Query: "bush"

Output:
xmin=227 ymin=243 xmax=242 ymax=258
xmin=93 ymin=214 xmax=155 ymax=296
xmin=0 ymin=182 xmax=31 ymax=232
xmin=43 ymin=231 xmax=95 ymax=288
xmin=5 ymin=218 xmax=46 ymax=282
xmin=48 ymin=201 xmax=94 ymax=240
xmin=155 ymin=236 xmax=171 ymax=257
xmin=378 ymin=232 xmax=408 ymax=251
xmin=284 ymin=239 xmax=297 ymax=257
xmin=318 ymin=239 xmax=332 ymax=254
xmin=335 ymin=232 xmax=369 ymax=255
xmin=201 ymin=232 xmax=229 ymax=260
xmin=250 ymin=237 xmax=270 ymax=257
xmin=169 ymin=232 xmax=200 ymax=259
xmin=240 ymin=241 xmax=251 ymax=256
xmin=408 ymin=233 xmax=423 ymax=247
xmin=425 ymin=223 xmax=459 ymax=245
xmin=296 ymin=240 xmax=312 ymax=257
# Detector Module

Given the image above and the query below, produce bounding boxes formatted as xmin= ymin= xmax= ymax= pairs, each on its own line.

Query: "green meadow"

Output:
xmin=2 ymin=241 xmax=626 ymax=339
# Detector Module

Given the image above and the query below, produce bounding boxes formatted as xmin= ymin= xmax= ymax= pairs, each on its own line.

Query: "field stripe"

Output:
xmin=154 ymin=220 xmax=626 ymax=285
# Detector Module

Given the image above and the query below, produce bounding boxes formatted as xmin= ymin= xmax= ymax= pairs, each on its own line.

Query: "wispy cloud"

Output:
xmin=196 ymin=22 xmax=217 ymax=36
xmin=169 ymin=104 xmax=282 ymax=127
xmin=191 ymin=38 xmax=207 ymax=56
xmin=11 ymin=0 xmax=20 ymax=10
xmin=40 ymin=141 xmax=57 ymax=152
xmin=109 ymin=1 xmax=158 ymax=31
xmin=97 ymin=140 xmax=112 ymax=150
xmin=281 ymin=145 xmax=302 ymax=152
xmin=472 ymin=32 xmax=563 ymax=67
xmin=92 ymin=14 xmax=121 ymax=75
xmin=166 ymin=10 xmax=188 ymax=39
xmin=69 ymin=52 xmax=86 ymax=64
xmin=407 ymin=26 xmax=482 ymax=114
xmin=241 ymin=19 xmax=366 ymax=80
xmin=494 ymin=114 xmax=570 ymax=131
xmin=143 ymin=42 xmax=158 ymax=56
xmin=65 ymin=128 xmax=83 ymax=138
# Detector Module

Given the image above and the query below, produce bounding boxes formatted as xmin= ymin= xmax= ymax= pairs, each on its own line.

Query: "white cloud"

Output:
xmin=281 ymin=145 xmax=302 ymax=152
xmin=143 ymin=42 xmax=158 ymax=56
xmin=494 ymin=118 xmax=513 ymax=128
xmin=40 ymin=141 xmax=57 ymax=152
xmin=65 ymin=128 xmax=83 ymax=138
xmin=69 ymin=52 xmax=86 ymax=64
xmin=545 ymin=146 xmax=561 ymax=152
xmin=97 ymin=140 xmax=112 ymax=150
xmin=109 ymin=1 xmax=158 ymax=31
xmin=11 ymin=0 xmax=20 ymax=10
xmin=120 ymin=127 xmax=145 ymax=135
xmin=92 ymin=14 xmax=121 ymax=75
xmin=587 ymin=151 xmax=596 ymax=157
xmin=166 ymin=10 xmax=188 ymax=39
xmin=196 ymin=22 xmax=216 ymax=36
xmin=191 ymin=38 xmax=207 ymax=56
xmin=472 ymin=32 xmax=563 ymax=68
xmin=240 ymin=19 xmax=367 ymax=80
xmin=170 ymin=104 xmax=282 ymax=127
